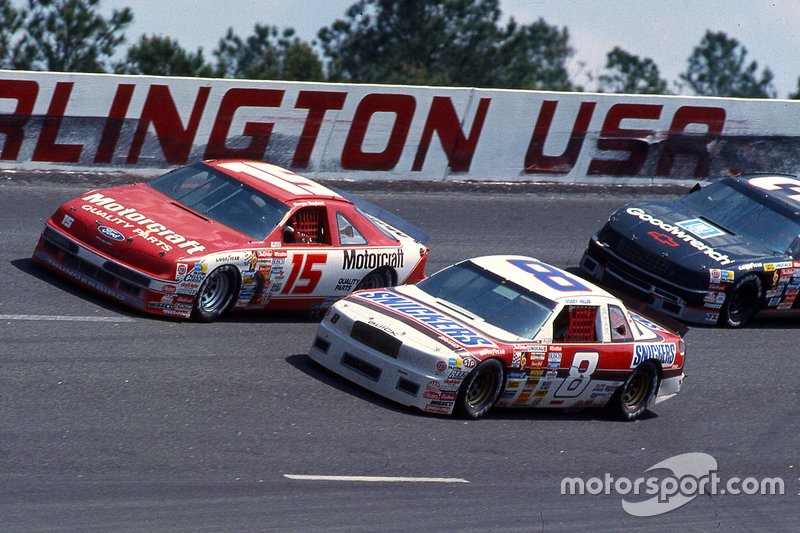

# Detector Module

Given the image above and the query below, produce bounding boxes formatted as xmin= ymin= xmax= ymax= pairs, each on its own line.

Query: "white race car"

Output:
xmin=309 ymin=255 xmax=686 ymax=419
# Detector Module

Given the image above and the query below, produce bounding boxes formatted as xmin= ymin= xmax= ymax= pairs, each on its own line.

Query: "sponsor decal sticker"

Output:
xmin=709 ymin=269 xmax=734 ymax=283
xmin=737 ymin=262 xmax=763 ymax=271
xmin=647 ymin=231 xmax=679 ymax=247
xmin=356 ymin=290 xmax=495 ymax=347
xmin=529 ymin=352 xmax=546 ymax=368
xmin=676 ymin=218 xmax=726 ymax=239
xmin=703 ymin=292 xmax=726 ymax=304
xmin=631 ymin=343 xmax=676 ymax=368
xmin=82 ymin=192 xmax=205 ymax=254
xmin=98 ymin=225 xmax=124 ymax=241
xmin=626 ymin=207 xmax=734 ymax=265
xmin=343 ymin=249 xmax=404 ymax=270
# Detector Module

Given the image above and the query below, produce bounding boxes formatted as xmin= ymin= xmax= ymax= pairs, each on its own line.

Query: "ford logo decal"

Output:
xmin=98 ymin=226 xmax=125 ymax=241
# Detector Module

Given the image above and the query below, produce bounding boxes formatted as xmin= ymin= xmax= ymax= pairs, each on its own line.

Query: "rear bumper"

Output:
xmin=655 ymin=373 xmax=685 ymax=404
xmin=33 ymin=223 xmax=192 ymax=318
xmin=581 ymin=236 xmax=721 ymax=326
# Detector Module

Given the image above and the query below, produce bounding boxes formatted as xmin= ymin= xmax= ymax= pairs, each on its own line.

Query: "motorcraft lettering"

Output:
xmin=343 ymin=249 xmax=404 ymax=270
xmin=626 ymin=207 xmax=734 ymax=265
xmin=356 ymin=290 xmax=495 ymax=347
xmin=631 ymin=343 xmax=676 ymax=368
xmin=81 ymin=192 xmax=205 ymax=254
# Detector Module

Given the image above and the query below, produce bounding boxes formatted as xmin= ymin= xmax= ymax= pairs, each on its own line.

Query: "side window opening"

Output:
xmin=336 ymin=212 xmax=367 ymax=245
xmin=284 ymin=207 xmax=329 ymax=245
xmin=609 ymin=304 xmax=634 ymax=342
xmin=553 ymin=305 xmax=599 ymax=343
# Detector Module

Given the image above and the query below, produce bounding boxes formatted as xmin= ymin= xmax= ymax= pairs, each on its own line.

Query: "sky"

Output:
xmin=97 ymin=0 xmax=800 ymax=98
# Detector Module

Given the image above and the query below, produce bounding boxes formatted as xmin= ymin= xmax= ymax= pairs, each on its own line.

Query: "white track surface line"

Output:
xmin=283 ymin=475 xmax=469 ymax=483
xmin=0 ymin=314 xmax=135 ymax=322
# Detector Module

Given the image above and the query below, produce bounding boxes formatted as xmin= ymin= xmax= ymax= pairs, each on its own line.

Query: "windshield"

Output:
xmin=682 ymin=180 xmax=800 ymax=253
xmin=148 ymin=163 xmax=289 ymax=240
xmin=416 ymin=261 xmax=556 ymax=339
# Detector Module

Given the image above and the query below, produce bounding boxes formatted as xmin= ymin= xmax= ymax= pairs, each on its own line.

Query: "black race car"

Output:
xmin=580 ymin=174 xmax=800 ymax=327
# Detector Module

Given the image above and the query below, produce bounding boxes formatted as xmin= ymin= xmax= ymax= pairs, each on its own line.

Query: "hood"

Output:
xmin=609 ymin=199 xmax=785 ymax=274
xmin=56 ymin=183 xmax=256 ymax=277
xmin=346 ymin=286 xmax=519 ymax=357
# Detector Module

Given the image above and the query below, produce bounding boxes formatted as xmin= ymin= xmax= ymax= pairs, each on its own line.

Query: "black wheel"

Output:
xmin=192 ymin=266 xmax=238 ymax=322
xmin=610 ymin=363 xmax=659 ymax=420
xmin=354 ymin=268 xmax=392 ymax=291
xmin=721 ymin=274 xmax=762 ymax=328
xmin=454 ymin=359 xmax=504 ymax=419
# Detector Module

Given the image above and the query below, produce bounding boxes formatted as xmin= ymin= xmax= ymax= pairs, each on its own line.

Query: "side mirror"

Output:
xmin=688 ymin=182 xmax=702 ymax=194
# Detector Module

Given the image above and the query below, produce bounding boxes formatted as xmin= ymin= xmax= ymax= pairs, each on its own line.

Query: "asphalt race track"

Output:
xmin=1 ymin=177 xmax=798 ymax=531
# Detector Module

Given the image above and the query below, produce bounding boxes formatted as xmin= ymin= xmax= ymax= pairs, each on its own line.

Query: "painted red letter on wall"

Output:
xmin=127 ymin=85 xmax=210 ymax=165
xmin=588 ymin=103 xmax=662 ymax=176
xmin=341 ymin=93 xmax=416 ymax=171
xmin=32 ymin=82 xmax=83 ymax=162
xmin=655 ymin=106 xmax=726 ymax=177
xmin=95 ymin=84 xmax=135 ymax=163
xmin=292 ymin=90 xmax=347 ymax=168
xmin=0 ymin=79 xmax=37 ymax=160
xmin=412 ymin=96 xmax=491 ymax=173
xmin=524 ymin=100 xmax=596 ymax=174
xmin=204 ymin=88 xmax=284 ymax=160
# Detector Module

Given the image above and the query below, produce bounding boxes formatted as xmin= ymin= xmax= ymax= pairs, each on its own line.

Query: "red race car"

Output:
xmin=33 ymin=160 xmax=429 ymax=321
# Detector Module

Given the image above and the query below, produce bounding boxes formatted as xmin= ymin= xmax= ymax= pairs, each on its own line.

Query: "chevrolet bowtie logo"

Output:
xmin=647 ymin=231 xmax=679 ymax=247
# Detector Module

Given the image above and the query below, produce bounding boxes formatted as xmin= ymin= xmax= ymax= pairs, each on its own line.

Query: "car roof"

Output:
xmin=468 ymin=255 xmax=618 ymax=304
xmin=726 ymin=174 xmax=800 ymax=220
xmin=206 ymin=159 xmax=347 ymax=205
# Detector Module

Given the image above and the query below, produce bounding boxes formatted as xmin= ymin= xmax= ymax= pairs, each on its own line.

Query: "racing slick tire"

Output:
xmin=609 ymin=362 xmax=659 ymax=420
xmin=354 ymin=268 xmax=393 ymax=291
xmin=454 ymin=359 xmax=504 ymax=419
xmin=720 ymin=274 xmax=762 ymax=328
xmin=192 ymin=265 xmax=238 ymax=322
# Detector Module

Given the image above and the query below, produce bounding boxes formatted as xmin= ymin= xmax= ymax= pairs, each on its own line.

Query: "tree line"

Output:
xmin=1 ymin=0 xmax=795 ymax=99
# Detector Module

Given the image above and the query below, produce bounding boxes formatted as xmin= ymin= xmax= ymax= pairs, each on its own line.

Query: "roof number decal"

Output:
xmin=218 ymin=161 xmax=341 ymax=198
xmin=748 ymin=176 xmax=800 ymax=203
xmin=508 ymin=258 xmax=590 ymax=292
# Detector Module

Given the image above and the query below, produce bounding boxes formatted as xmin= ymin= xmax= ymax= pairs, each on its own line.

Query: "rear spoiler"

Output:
xmin=331 ymin=187 xmax=431 ymax=245
xmin=614 ymin=290 xmax=690 ymax=337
